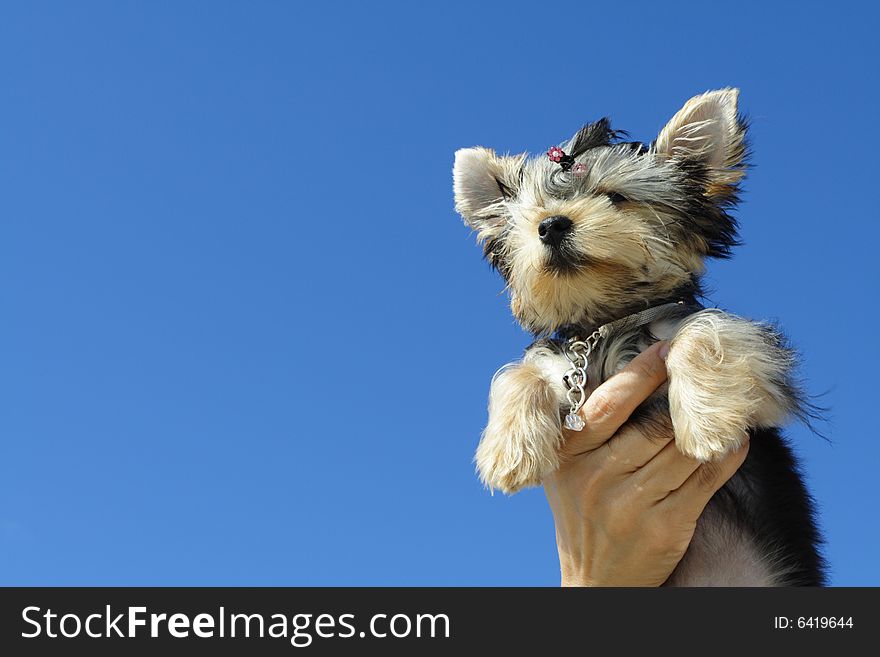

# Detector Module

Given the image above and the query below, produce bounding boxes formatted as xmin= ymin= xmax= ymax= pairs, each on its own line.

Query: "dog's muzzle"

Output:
xmin=538 ymin=215 xmax=572 ymax=248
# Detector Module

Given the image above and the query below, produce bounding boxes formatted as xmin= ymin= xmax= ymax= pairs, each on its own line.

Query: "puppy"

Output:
xmin=452 ymin=89 xmax=825 ymax=585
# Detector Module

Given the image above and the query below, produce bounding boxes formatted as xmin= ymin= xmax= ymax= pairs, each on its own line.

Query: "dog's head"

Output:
xmin=453 ymin=89 xmax=748 ymax=335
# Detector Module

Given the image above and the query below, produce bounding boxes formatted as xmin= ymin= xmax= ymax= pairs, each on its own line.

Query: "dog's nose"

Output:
xmin=538 ymin=215 xmax=573 ymax=247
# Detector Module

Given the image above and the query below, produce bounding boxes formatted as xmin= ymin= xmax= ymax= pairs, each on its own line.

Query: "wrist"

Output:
xmin=561 ymin=574 xmax=596 ymax=587
xmin=558 ymin=557 xmax=598 ymax=587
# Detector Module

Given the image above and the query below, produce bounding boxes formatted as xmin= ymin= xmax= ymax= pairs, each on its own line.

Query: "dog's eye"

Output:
xmin=606 ymin=192 xmax=628 ymax=204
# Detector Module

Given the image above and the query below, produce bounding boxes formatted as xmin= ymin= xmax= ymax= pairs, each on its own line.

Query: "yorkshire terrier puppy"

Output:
xmin=453 ymin=89 xmax=825 ymax=585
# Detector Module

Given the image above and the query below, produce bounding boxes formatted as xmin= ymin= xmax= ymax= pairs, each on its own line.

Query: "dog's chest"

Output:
xmin=525 ymin=316 xmax=682 ymax=409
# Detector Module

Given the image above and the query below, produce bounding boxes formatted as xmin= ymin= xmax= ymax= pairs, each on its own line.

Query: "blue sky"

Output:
xmin=1 ymin=1 xmax=877 ymax=585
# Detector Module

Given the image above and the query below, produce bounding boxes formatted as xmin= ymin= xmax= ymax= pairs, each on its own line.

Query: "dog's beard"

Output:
xmin=543 ymin=243 xmax=589 ymax=275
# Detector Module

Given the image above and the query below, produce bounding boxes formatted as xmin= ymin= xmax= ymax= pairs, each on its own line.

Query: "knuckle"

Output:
xmin=584 ymin=389 xmax=618 ymax=424
xmin=697 ymin=460 xmax=723 ymax=490
xmin=629 ymin=353 xmax=666 ymax=381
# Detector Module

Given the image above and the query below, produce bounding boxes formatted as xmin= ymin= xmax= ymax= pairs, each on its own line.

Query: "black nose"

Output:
xmin=538 ymin=215 xmax=573 ymax=247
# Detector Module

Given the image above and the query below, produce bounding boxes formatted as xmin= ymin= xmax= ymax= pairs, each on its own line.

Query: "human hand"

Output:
xmin=543 ymin=341 xmax=750 ymax=586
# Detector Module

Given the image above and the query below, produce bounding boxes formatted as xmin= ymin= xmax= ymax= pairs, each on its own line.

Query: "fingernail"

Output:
xmin=658 ymin=341 xmax=670 ymax=361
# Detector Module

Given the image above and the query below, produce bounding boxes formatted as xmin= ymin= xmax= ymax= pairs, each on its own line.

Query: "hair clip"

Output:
xmin=547 ymin=147 xmax=586 ymax=176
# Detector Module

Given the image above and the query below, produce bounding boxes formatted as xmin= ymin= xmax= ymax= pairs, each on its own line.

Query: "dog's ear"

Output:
xmin=655 ymin=88 xmax=747 ymax=199
xmin=453 ymin=147 xmax=523 ymax=240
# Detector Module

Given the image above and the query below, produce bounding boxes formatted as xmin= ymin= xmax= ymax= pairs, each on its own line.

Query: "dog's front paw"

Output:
xmin=666 ymin=313 xmax=756 ymax=461
xmin=667 ymin=381 xmax=749 ymax=461
xmin=476 ymin=361 xmax=563 ymax=494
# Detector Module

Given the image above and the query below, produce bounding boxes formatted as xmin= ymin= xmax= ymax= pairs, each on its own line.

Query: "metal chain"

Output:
xmin=562 ymin=327 xmax=605 ymax=431
xmin=559 ymin=302 xmax=687 ymax=432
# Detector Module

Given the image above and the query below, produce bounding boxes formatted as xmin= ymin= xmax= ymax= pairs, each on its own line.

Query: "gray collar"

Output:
xmin=593 ymin=300 xmax=689 ymax=338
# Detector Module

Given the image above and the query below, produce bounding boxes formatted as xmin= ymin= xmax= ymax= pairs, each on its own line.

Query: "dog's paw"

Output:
xmin=666 ymin=312 xmax=758 ymax=461
xmin=476 ymin=361 xmax=563 ymax=494
xmin=666 ymin=309 xmax=803 ymax=460
xmin=668 ymin=400 xmax=749 ymax=462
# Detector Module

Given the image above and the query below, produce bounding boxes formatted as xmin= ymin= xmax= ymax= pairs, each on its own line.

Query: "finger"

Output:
xmin=630 ymin=440 xmax=702 ymax=500
xmin=605 ymin=408 xmax=677 ymax=470
xmin=662 ymin=441 xmax=750 ymax=519
xmin=595 ymin=417 xmax=676 ymax=476
xmin=561 ymin=341 xmax=669 ymax=457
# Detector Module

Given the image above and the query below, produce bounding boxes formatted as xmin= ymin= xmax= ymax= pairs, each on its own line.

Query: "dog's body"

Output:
xmin=452 ymin=89 xmax=825 ymax=586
